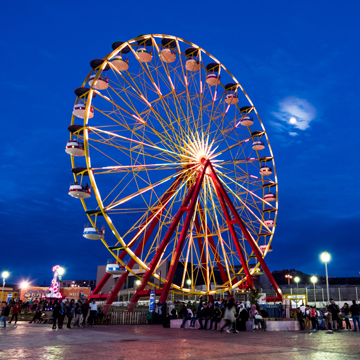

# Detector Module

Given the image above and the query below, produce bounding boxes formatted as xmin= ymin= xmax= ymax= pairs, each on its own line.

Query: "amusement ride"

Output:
xmin=66 ymin=34 xmax=282 ymax=311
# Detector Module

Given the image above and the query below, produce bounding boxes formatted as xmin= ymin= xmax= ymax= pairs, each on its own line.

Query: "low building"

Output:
xmin=61 ymin=279 xmax=96 ymax=290
xmin=0 ymin=285 xmax=19 ymax=304
xmin=19 ymin=286 xmax=91 ymax=302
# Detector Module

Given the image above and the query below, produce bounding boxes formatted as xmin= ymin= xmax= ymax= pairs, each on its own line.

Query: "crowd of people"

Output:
xmin=170 ymin=297 xmax=267 ymax=333
xmin=1 ymin=297 xmax=104 ymax=329
xmin=296 ymin=299 xmax=360 ymax=333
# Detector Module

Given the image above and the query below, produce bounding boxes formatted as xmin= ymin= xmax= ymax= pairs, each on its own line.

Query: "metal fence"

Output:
xmin=107 ymin=311 xmax=148 ymax=325
xmin=260 ymin=286 xmax=360 ymax=303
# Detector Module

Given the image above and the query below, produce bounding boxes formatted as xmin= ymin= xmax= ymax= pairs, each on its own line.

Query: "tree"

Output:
xmin=249 ymin=288 xmax=262 ymax=305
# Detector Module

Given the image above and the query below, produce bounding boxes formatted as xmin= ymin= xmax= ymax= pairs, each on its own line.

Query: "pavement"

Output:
xmin=0 ymin=323 xmax=359 ymax=360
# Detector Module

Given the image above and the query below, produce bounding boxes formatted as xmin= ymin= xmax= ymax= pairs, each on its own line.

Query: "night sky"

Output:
xmin=1 ymin=1 xmax=359 ymax=286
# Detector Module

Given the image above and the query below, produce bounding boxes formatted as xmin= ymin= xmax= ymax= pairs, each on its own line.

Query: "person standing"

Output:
xmin=342 ymin=303 xmax=351 ymax=330
xmin=58 ymin=300 xmax=66 ymax=329
xmin=81 ymin=299 xmax=90 ymax=327
xmin=52 ymin=300 xmax=61 ymax=329
xmin=210 ymin=303 xmax=222 ymax=331
xmin=328 ymin=300 xmax=339 ymax=331
xmin=310 ymin=306 xmax=317 ymax=332
xmin=66 ymin=299 xmax=75 ymax=329
xmin=8 ymin=300 xmax=20 ymax=325
xmin=88 ymin=300 xmax=97 ymax=326
xmin=1 ymin=303 xmax=10 ymax=328
xmin=350 ymin=300 xmax=360 ymax=332
xmin=304 ymin=306 xmax=311 ymax=331
xmin=237 ymin=304 xmax=248 ymax=331
xmin=74 ymin=303 xmax=82 ymax=327
xmin=297 ymin=308 xmax=304 ymax=330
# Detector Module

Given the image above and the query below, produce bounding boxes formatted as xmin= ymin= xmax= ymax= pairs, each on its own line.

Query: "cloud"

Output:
xmin=289 ymin=132 xmax=298 ymax=136
xmin=272 ymin=96 xmax=317 ymax=130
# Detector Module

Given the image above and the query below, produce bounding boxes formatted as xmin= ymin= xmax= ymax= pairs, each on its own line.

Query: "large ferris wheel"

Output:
xmin=66 ymin=34 xmax=283 ymax=310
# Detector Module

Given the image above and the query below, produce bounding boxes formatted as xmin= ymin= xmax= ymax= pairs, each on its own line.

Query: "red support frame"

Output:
xmin=127 ymin=166 xmax=208 ymax=310
xmin=208 ymin=163 xmax=283 ymax=300
xmin=213 ymin=186 xmax=255 ymax=290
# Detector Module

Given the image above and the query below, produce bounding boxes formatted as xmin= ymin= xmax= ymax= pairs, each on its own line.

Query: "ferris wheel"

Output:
xmin=66 ymin=34 xmax=282 ymax=309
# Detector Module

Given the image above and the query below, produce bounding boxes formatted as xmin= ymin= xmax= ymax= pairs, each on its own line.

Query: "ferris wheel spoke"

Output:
xmin=104 ymin=167 xmax=195 ymax=211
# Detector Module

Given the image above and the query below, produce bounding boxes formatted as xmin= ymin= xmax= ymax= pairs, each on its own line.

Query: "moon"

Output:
xmin=289 ymin=117 xmax=297 ymax=124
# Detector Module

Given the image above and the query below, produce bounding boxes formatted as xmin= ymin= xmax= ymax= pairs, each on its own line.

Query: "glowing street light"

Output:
xmin=135 ymin=280 xmax=141 ymax=287
xmin=186 ymin=279 xmax=192 ymax=286
xmin=57 ymin=267 xmax=65 ymax=277
xmin=285 ymin=274 xmax=293 ymax=285
xmin=321 ymin=251 xmax=331 ymax=304
xmin=294 ymin=276 xmax=300 ymax=294
xmin=1 ymin=271 xmax=10 ymax=306
xmin=20 ymin=281 xmax=30 ymax=289
xmin=311 ymin=276 xmax=318 ymax=308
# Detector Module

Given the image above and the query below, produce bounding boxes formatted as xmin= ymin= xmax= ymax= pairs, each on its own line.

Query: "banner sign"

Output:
xmin=6 ymin=293 xmax=13 ymax=303
xmin=149 ymin=290 xmax=155 ymax=312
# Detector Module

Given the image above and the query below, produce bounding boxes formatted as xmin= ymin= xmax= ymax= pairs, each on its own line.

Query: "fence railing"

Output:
xmin=107 ymin=311 xmax=147 ymax=325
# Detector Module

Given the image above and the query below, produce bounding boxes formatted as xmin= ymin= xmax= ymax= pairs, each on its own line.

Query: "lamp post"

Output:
xmin=57 ymin=267 xmax=65 ymax=298
xmin=321 ymin=252 xmax=331 ymax=304
xmin=1 ymin=271 xmax=9 ymax=307
xmin=294 ymin=277 xmax=300 ymax=294
xmin=311 ymin=276 xmax=317 ymax=308
xmin=285 ymin=274 xmax=293 ymax=285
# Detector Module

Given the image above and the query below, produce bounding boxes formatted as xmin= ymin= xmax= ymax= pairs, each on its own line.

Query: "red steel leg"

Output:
xmin=127 ymin=167 xmax=206 ymax=310
xmin=213 ymin=187 xmax=255 ymax=290
xmin=159 ymin=162 xmax=209 ymax=302
xmin=209 ymin=164 xmax=283 ymax=300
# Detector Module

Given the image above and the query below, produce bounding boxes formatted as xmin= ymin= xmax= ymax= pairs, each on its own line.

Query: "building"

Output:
xmin=0 ymin=285 xmax=19 ymax=304
xmin=61 ymin=279 xmax=96 ymax=290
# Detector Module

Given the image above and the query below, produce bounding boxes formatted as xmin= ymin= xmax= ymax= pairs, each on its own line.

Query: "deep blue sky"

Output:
xmin=1 ymin=1 xmax=359 ymax=286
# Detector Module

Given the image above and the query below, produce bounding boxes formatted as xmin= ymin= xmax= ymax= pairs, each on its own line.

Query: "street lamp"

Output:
xmin=1 ymin=271 xmax=9 ymax=307
xmin=285 ymin=274 xmax=293 ymax=285
xmin=186 ymin=279 xmax=191 ymax=286
xmin=294 ymin=277 xmax=300 ymax=294
xmin=311 ymin=276 xmax=317 ymax=308
xmin=321 ymin=251 xmax=331 ymax=304
xmin=135 ymin=280 xmax=141 ymax=287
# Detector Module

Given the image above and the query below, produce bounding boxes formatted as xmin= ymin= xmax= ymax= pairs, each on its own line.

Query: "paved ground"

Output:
xmin=0 ymin=323 xmax=359 ymax=359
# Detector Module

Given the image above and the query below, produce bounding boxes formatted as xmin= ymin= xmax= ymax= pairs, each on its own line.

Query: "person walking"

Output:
xmin=81 ymin=299 xmax=90 ymax=327
xmin=8 ymin=300 xmax=20 ymax=325
xmin=52 ymin=300 xmax=61 ymax=329
xmin=66 ymin=299 xmax=75 ymax=329
xmin=350 ymin=300 xmax=360 ymax=332
xmin=88 ymin=300 xmax=97 ymax=326
xmin=220 ymin=298 xmax=237 ymax=333
xmin=1 ymin=303 xmax=10 ymax=328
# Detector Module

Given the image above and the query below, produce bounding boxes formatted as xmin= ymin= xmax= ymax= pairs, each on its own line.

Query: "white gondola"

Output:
xmin=264 ymin=219 xmax=274 ymax=227
xmin=72 ymin=103 xmax=94 ymax=119
xmin=106 ymin=263 xmax=126 ymax=275
xmin=65 ymin=140 xmax=85 ymax=157
xmin=252 ymin=141 xmax=265 ymax=151
xmin=264 ymin=192 xmax=276 ymax=202
xmin=83 ymin=227 xmax=103 ymax=240
xmin=260 ymin=244 xmax=273 ymax=252
xmin=260 ymin=166 xmax=273 ymax=176
xmin=185 ymin=58 xmax=200 ymax=71
xmin=110 ymin=54 xmax=129 ymax=71
xmin=136 ymin=48 xmax=152 ymax=62
xmin=240 ymin=116 xmax=253 ymax=127
xmin=68 ymin=184 xmax=91 ymax=199
xmin=160 ymin=48 xmax=176 ymax=63
xmin=206 ymin=73 xmax=220 ymax=86
xmin=88 ymin=74 xmax=109 ymax=90
xmin=225 ymin=93 xmax=239 ymax=105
